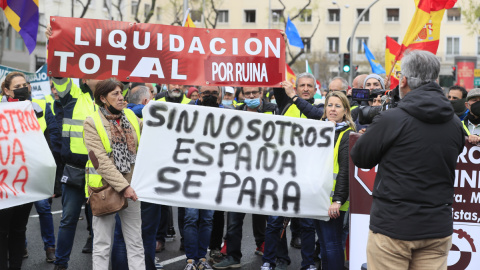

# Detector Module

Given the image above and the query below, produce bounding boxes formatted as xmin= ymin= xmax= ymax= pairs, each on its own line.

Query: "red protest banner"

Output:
xmin=47 ymin=16 xmax=285 ymax=87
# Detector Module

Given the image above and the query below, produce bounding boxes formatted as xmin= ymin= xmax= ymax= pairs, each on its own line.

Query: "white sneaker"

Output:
xmin=260 ymin=262 xmax=273 ymax=270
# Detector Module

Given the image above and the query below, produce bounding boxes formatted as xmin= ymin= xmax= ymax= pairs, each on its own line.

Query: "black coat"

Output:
xmin=350 ymin=82 xmax=465 ymax=241
xmin=273 ymin=87 xmax=324 ymax=118
xmin=333 ymin=126 xmax=351 ymax=205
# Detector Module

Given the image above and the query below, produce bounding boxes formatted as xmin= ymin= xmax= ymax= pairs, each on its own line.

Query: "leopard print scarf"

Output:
xmin=100 ymin=107 xmax=136 ymax=173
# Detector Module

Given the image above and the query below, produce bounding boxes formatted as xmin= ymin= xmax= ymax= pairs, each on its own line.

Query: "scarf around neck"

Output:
xmin=100 ymin=107 xmax=137 ymax=173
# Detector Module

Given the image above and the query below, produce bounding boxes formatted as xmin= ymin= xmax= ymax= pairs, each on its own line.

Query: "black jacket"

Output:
xmin=333 ymin=126 xmax=351 ymax=205
xmin=350 ymin=82 xmax=465 ymax=241
xmin=273 ymin=87 xmax=324 ymax=118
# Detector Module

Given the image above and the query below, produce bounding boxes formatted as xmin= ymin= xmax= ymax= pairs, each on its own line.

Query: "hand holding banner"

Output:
xmin=47 ymin=16 xmax=285 ymax=87
xmin=0 ymin=101 xmax=56 ymax=210
xmin=131 ymin=102 xmax=335 ymax=220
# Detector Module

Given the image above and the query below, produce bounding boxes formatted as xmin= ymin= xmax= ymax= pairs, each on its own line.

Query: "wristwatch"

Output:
xmin=334 ymin=201 xmax=342 ymax=204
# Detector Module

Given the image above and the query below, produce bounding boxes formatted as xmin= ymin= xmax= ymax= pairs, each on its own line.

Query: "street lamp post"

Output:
xmin=348 ymin=0 xmax=379 ymax=84
xmin=332 ymin=1 xmax=349 ymax=75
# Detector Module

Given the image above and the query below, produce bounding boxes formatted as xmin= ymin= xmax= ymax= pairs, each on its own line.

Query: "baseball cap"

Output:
xmin=225 ymin=87 xmax=235 ymax=94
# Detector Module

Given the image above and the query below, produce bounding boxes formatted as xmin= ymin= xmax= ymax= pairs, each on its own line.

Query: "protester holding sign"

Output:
xmin=0 ymin=71 xmax=60 ymax=269
xmin=83 ymin=78 xmax=144 ymax=270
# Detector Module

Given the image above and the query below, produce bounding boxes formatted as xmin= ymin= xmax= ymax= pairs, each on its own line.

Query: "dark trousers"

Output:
xmin=156 ymin=205 xmax=170 ymax=244
xmin=209 ymin=211 xmax=225 ymax=250
xmin=0 ymin=203 xmax=33 ymax=270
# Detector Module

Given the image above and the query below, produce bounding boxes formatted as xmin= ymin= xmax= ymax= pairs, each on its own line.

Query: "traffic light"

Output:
xmin=452 ymin=65 xmax=457 ymax=81
xmin=353 ymin=65 xmax=359 ymax=76
xmin=343 ymin=53 xmax=351 ymax=73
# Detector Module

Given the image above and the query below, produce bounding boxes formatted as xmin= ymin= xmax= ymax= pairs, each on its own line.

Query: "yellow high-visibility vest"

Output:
xmin=332 ymin=127 xmax=352 ymax=211
xmin=32 ymin=99 xmax=47 ymax=132
xmin=84 ymin=109 xmax=140 ymax=197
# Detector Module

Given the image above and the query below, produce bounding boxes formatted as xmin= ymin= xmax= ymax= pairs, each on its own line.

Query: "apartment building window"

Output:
xmin=447 ymin=8 xmax=461 ymax=21
xmin=272 ymin=9 xmax=284 ymax=24
xmin=218 ymin=10 xmax=229 ymax=23
xmin=446 ymin=37 xmax=460 ymax=55
xmin=357 ymin=9 xmax=370 ymax=22
xmin=328 ymin=37 xmax=339 ymax=53
xmin=191 ymin=10 xmax=202 ymax=22
xmin=131 ymin=1 xmax=138 ymax=15
xmin=245 ymin=10 xmax=256 ymax=23
xmin=156 ymin=7 xmax=161 ymax=21
xmin=386 ymin=8 xmax=399 ymax=22
xmin=14 ymin=31 xmax=24 ymax=52
xmin=390 ymin=37 xmax=399 ymax=42
xmin=356 ymin=37 xmax=368 ymax=54
xmin=300 ymin=9 xmax=312 ymax=23
xmin=144 ymin=4 xmax=151 ymax=18
xmin=328 ymin=9 xmax=340 ymax=22
xmin=302 ymin=37 xmax=311 ymax=53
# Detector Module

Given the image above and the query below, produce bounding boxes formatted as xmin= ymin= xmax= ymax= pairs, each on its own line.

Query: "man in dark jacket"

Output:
xmin=350 ymin=50 xmax=465 ymax=270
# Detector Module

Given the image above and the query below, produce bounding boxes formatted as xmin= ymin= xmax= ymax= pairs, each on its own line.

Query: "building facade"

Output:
xmin=3 ymin=0 xmax=479 ymax=87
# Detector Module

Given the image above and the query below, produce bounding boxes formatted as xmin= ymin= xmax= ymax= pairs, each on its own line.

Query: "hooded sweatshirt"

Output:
xmin=351 ymin=82 xmax=465 ymax=241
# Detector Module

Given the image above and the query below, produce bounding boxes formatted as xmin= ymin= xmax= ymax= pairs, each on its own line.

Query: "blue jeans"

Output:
xmin=54 ymin=184 xmax=86 ymax=268
xmin=112 ymin=202 xmax=162 ymax=270
xmin=34 ymin=198 xmax=56 ymax=250
xmin=183 ymin=208 xmax=214 ymax=261
xmin=317 ymin=211 xmax=345 ymax=270
xmin=262 ymin=216 xmax=290 ymax=267
xmin=300 ymin=218 xmax=322 ymax=269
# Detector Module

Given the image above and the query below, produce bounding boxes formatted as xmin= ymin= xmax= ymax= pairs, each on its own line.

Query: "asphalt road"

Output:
xmin=23 ymin=198 xmax=307 ymax=270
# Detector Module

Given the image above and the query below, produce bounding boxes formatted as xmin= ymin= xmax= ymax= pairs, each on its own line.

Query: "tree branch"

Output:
xmin=77 ymin=0 xmax=92 ymax=18
xmin=287 ymin=18 xmax=320 ymax=66
xmin=290 ymin=0 xmax=311 ymax=21
xmin=144 ymin=0 xmax=156 ymax=23
xmin=134 ymin=0 xmax=142 ymax=23
xmin=112 ymin=0 xmax=124 ymax=21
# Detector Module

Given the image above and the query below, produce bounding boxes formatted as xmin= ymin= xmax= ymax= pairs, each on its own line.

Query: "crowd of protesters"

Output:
xmin=0 ymin=26 xmax=473 ymax=270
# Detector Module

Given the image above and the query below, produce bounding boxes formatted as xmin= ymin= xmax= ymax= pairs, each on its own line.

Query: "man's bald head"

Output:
xmin=353 ymin=74 xmax=368 ymax=89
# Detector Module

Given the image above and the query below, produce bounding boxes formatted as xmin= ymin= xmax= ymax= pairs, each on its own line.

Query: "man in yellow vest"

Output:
xmin=265 ymin=73 xmax=325 ymax=270
xmin=155 ymin=83 xmax=191 ymax=104
xmin=213 ymin=86 xmax=275 ymax=269
xmin=51 ymin=76 xmax=99 ymax=270
xmin=274 ymin=73 xmax=324 ymax=119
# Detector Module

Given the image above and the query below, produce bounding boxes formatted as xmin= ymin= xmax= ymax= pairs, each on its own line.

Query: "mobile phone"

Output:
xmin=352 ymin=88 xmax=370 ymax=101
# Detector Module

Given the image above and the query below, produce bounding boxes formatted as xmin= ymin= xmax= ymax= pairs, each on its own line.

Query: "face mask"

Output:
xmin=270 ymin=99 xmax=277 ymax=104
xmin=222 ymin=100 xmax=233 ymax=106
xmin=245 ymin=98 xmax=261 ymax=108
xmin=106 ymin=101 xmax=122 ymax=115
xmin=450 ymin=99 xmax=467 ymax=115
xmin=162 ymin=84 xmax=168 ymax=91
xmin=202 ymin=95 xmax=219 ymax=107
xmin=12 ymin=86 xmax=29 ymax=101
xmin=470 ymin=101 xmax=480 ymax=117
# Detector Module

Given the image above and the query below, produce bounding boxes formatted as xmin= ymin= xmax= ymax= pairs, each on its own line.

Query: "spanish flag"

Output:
xmin=396 ymin=0 xmax=456 ymax=60
xmin=286 ymin=63 xmax=296 ymax=85
xmin=0 ymin=0 xmax=39 ymax=54
xmin=385 ymin=36 xmax=402 ymax=89
xmin=184 ymin=14 xmax=196 ymax=28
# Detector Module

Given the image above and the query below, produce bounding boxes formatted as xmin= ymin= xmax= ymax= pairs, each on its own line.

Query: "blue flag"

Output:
xmin=285 ymin=16 xmax=304 ymax=49
xmin=363 ymin=42 xmax=386 ymax=75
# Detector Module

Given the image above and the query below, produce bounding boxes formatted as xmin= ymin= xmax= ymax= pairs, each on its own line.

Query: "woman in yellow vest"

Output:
xmin=83 ymin=78 xmax=145 ymax=270
xmin=317 ymin=91 xmax=356 ymax=270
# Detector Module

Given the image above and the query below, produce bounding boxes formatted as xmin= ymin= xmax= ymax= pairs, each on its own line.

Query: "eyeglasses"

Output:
xmin=201 ymin=91 xmax=219 ymax=96
xmin=244 ymin=90 xmax=260 ymax=97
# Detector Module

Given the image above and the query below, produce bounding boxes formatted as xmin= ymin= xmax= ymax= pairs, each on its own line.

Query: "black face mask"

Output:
xmin=470 ymin=101 xmax=480 ymax=117
xmin=450 ymin=99 xmax=467 ymax=115
xmin=201 ymin=95 xmax=219 ymax=107
xmin=106 ymin=102 xmax=122 ymax=115
xmin=12 ymin=86 xmax=30 ymax=101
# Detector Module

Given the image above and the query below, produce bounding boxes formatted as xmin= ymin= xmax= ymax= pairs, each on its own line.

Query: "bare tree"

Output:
xmin=76 ymin=0 xmax=93 ymax=18
xmin=278 ymin=0 xmax=321 ymax=66
xmin=112 ymin=0 xmax=124 ymax=21
xmin=134 ymin=0 xmax=157 ymax=23
xmin=168 ymin=0 xmax=184 ymax=26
